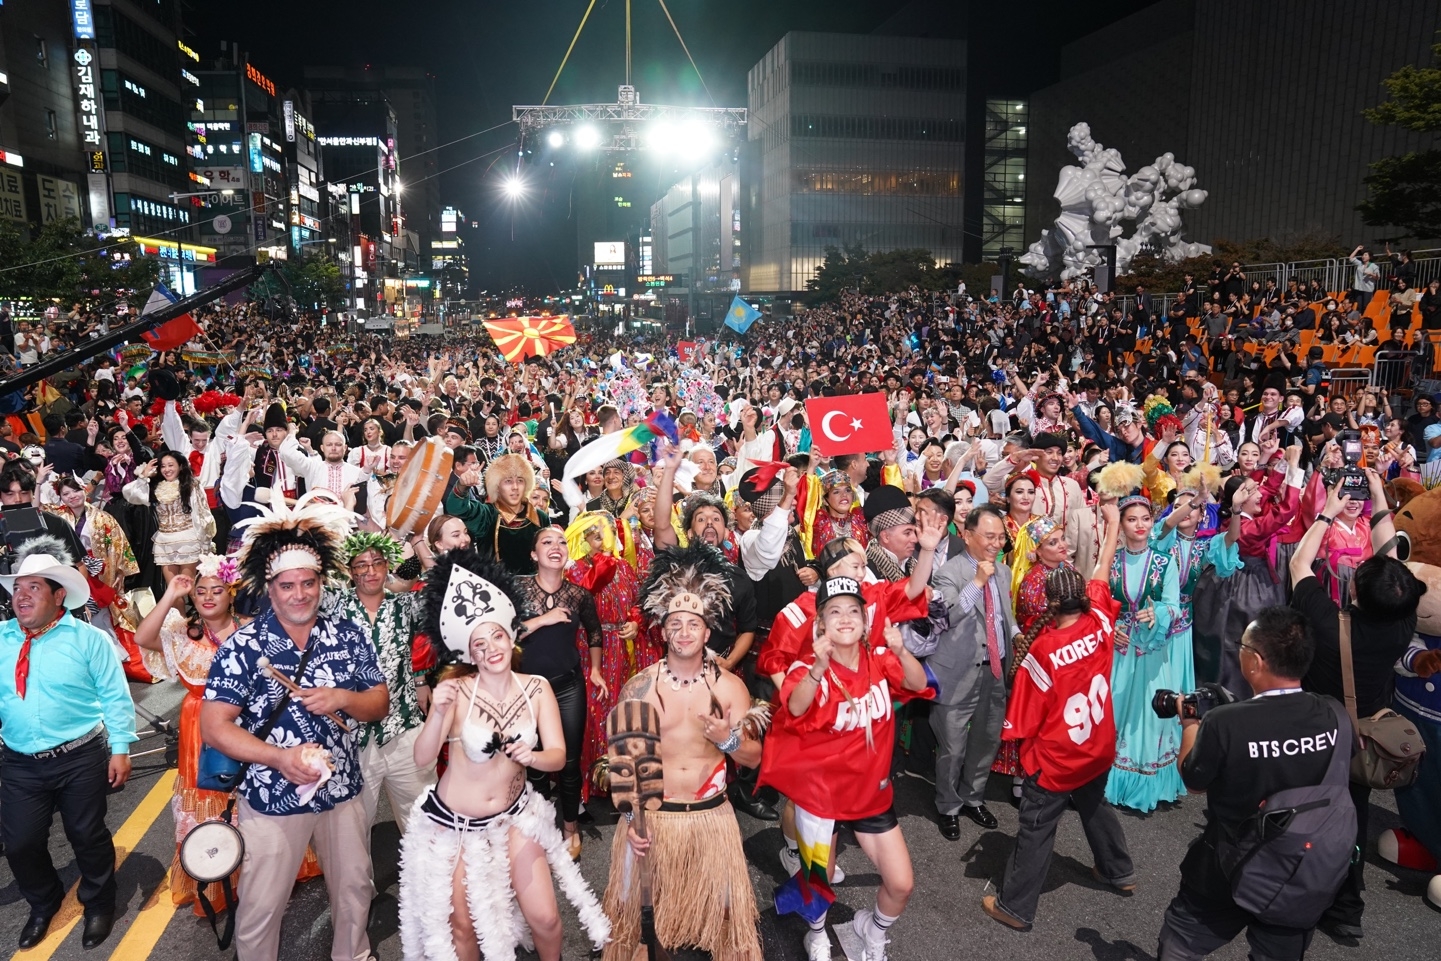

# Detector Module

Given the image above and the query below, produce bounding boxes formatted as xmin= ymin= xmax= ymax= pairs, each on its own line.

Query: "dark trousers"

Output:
xmin=1159 ymin=883 xmax=1313 ymax=961
xmin=996 ymin=770 xmax=1134 ymax=925
xmin=531 ymin=668 xmax=587 ymax=824
xmin=1322 ymin=779 xmax=1371 ymax=927
xmin=0 ymin=738 xmax=117 ymax=916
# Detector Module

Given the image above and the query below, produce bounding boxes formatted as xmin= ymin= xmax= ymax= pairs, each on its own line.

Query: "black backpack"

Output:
xmin=1215 ymin=697 xmax=1357 ymax=929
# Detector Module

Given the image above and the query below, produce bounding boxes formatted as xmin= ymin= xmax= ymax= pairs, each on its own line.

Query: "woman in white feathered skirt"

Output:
xmin=399 ymin=550 xmax=609 ymax=961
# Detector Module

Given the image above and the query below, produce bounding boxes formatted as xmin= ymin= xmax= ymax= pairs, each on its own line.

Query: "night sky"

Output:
xmin=183 ymin=0 xmax=1154 ymax=293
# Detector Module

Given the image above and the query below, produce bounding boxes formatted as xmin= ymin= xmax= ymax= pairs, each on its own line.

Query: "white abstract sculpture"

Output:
xmin=1020 ymin=122 xmax=1211 ymax=281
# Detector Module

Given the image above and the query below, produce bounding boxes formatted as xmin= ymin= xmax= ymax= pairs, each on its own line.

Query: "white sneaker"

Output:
xmin=804 ymin=928 xmax=832 ymax=961
xmin=778 ymin=845 xmax=846 ymax=883
xmin=845 ymin=909 xmax=888 ymax=961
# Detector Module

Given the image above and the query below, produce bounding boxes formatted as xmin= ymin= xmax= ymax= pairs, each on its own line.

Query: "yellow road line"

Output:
xmin=103 ymin=867 xmax=178 ymax=961
xmin=16 ymin=769 xmax=177 ymax=960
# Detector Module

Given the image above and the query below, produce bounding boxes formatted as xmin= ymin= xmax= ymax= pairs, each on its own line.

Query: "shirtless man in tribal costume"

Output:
xmin=602 ymin=542 xmax=765 ymax=961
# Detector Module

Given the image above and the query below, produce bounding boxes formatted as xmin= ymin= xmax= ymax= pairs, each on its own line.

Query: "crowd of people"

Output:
xmin=0 ymin=273 xmax=1437 ymax=961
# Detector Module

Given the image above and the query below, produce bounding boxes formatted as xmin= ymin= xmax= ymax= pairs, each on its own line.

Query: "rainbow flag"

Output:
xmin=563 ymin=410 xmax=678 ymax=485
xmin=774 ymin=806 xmax=836 ymax=923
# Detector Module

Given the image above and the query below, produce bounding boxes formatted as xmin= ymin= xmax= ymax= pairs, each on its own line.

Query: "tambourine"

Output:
xmin=386 ymin=436 xmax=454 ymax=536
xmin=180 ymin=819 xmax=244 ymax=884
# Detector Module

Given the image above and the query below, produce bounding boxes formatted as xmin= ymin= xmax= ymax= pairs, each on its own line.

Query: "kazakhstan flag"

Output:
xmin=724 ymin=295 xmax=762 ymax=334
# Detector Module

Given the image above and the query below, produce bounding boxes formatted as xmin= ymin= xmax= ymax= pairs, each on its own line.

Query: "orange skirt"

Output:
xmin=170 ymin=689 xmax=322 ymax=913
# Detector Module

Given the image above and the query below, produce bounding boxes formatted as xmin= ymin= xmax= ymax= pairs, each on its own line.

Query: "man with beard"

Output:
xmin=601 ymin=544 xmax=764 ymax=961
xmin=201 ymin=498 xmax=388 ymax=961
xmin=280 ymin=428 xmax=367 ymax=512
xmin=650 ymin=444 xmax=773 ymax=819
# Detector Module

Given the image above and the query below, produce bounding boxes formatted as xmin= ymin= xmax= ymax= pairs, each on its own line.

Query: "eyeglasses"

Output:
xmin=1239 ymin=642 xmax=1264 ymax=660
xmin=349 ymin=560 xmax=387 ymax=573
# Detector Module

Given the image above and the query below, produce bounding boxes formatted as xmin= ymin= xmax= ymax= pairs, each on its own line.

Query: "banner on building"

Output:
xmin=0 ymin=169 xmax=27 ymax=224
xmin=38 ymin=176 xmax=82 ymax=224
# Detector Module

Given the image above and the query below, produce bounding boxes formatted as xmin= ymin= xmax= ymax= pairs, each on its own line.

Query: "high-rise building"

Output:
xmin=650 ymin=155 xmax=742 ymax=327
xmin=0 ymin=1 xmax=93 ymax=231
xmin=980 ymin=99 xmax=1027 ymax=261
xmin=303 ymin=66 xmax=437 ymax=273
xmin=745 ymin=32 xmax=967 ymax=294
xmin=92 ymin=0 xmax=196 ymax=239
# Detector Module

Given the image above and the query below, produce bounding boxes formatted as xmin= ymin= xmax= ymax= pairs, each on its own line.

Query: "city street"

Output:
xmin=3 ymin=681 xmax=1439 ymax=961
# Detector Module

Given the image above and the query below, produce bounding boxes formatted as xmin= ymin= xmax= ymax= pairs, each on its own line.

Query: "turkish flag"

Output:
xmin=805 ymin=393 xmax=892 ymax=457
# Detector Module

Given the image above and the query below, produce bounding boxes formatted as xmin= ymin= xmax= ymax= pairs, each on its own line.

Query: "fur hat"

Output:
xmin=640 ymin=542 xmax=733 ymax=627
xmin=148 ymin=368 xmax=182 ymax=402
xmin=680 ymin=491 xmax=730 ymax=533
xmin=262 ymin=402 xmax=289 ymax=432
xmin=483 ymin=452 xmax=536 ymax=505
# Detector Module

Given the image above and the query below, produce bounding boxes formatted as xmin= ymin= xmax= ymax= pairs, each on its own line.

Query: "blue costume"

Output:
xmin=1105 ymin=545 xmax=1182 ymax=812
xmin=1152 ymin=519 xmax=1242 ymax=722
xmin=1394 ymin=633 xmax=1441 ymax=868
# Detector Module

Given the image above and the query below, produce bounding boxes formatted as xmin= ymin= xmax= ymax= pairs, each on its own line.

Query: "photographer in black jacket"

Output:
xmin=1158 ymin=607 xmax=1349 ymax=961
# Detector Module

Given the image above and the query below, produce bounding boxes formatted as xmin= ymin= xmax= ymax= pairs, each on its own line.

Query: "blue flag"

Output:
xmin=724 ymin=295 xmax=761 ymax=334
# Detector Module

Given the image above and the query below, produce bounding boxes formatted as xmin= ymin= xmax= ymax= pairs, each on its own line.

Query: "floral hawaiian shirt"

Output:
xmin=321 ymin=588 xmax=423 ymax=749
xmin=204 ymin=610 xmax=384 ymax=816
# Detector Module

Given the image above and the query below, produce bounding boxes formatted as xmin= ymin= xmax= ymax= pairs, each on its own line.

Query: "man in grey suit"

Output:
xmin=928 ymin=504 xmax=1018 ymax=839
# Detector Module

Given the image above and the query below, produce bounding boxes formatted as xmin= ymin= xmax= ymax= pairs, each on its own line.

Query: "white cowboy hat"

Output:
xmin=0 ymin=553 xmax=91 ymax=609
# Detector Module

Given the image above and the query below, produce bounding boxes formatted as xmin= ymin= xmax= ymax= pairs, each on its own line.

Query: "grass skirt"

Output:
xmin=602 ymin=799 xmax=762 ymax=961
xmin=397 ymin=786 xmax=610 ymax=961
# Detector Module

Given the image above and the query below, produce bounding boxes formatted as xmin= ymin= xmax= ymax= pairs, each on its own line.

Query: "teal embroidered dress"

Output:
xmin=1105 ymin=546 xmax=1182 ymax=812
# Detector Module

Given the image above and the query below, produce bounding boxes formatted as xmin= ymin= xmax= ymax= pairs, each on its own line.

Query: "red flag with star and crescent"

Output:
xmin=804 ymin=393 xmax=892 ymax=457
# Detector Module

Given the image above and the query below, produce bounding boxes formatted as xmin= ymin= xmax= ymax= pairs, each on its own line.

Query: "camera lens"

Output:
xmin=1152 ymin=689 xmax=1180 ymax=720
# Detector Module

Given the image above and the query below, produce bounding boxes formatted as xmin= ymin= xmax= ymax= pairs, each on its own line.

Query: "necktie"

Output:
xmin=982 ymin=576 xmax=1002 ymax=679
xmin=15 ymin=615 xmax=62 ymax=699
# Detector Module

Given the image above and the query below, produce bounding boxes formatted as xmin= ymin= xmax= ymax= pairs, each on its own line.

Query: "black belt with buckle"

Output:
xmin=11 ymin=724 xmax=104 ymax=761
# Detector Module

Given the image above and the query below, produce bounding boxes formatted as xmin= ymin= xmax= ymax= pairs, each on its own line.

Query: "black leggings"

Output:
xmin=531 ymin=668 xmax=587 ymax=824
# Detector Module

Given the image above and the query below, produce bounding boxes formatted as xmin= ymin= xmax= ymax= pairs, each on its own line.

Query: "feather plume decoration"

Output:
xmin=1096 ymin=460 xmax=1147 ymax=499
xmin=193 ymin=390 xmax=243 ymax=415
xmin=418 ymin=547 xmax=521 ymax=671
xmin=1181 ymin=462 xmax=1224 ymax=496
xmin=638 ymin=542 xmax=734 ymax=627
xmin=739 ymin=698 xmax=773 ymax=741
xmin=233 ymin=490 xmax=356 ymax=591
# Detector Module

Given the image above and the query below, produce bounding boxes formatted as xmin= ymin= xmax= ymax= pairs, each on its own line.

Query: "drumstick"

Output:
xmin=256 ymin=657 xmax=354 ymax=733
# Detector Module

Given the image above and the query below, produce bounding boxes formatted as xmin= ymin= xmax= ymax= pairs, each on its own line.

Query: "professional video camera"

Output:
xmin=1319 ymin=428 xmax=1369 ymax=498
xmin=0 ymin=505 xmax=48 ymax=576
xmin=1152 ymin=682 xmax=1237 ymax=721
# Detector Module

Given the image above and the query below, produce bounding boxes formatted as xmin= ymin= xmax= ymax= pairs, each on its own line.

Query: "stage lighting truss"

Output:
xmin=516 ymin=85 xmax=746 ymax=157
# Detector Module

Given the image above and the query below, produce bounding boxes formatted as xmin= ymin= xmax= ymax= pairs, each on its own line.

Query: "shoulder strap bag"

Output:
xmin=1337 ymin=611 xmax=1425 ymax=789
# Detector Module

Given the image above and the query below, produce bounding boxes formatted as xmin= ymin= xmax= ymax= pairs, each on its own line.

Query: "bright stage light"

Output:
xmin=546 ymin=130 xmax=565 ymax=149
xmin=575 ymin=125 xmax=602 ymax=150
xmin=503 ymin=176 xmax=525 ymax=198
xmin=679 ymin=120 xmax=716 ymax=162
xmin=646 ymin=121 xmax=679 ymax=154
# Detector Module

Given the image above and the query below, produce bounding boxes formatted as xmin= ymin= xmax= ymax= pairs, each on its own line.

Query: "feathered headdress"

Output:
xmin=639 ymin=542 xmax=733 ymax=628
xmin=1143 ymin=396 xmax=1183 ymax=436
xmin=1095 ymin=460 xmax=1148 ymax=500
xmin=342 ymin=531 xmax=404 ymax=568
xmin=419 ymin=547 xmax=521 ymax=665
xmin=234 ymin=490 xmax=354 ymax=592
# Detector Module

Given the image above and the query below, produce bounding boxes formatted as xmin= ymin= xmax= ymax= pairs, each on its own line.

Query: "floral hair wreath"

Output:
xmin=342 ymin=531 xmax=405 ymax=568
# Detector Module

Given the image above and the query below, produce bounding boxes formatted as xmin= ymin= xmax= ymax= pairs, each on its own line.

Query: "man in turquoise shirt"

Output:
xmin=0 ymin=548 xmax=136 ymax=951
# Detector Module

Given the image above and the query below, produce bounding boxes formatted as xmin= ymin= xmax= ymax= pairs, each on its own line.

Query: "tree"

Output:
xmin=1358 ymin=39 xmax=1441 ymax=241
xmin=250 ymin=253 xmax=344 ymax=309
xmin=0 ymin=218 xmax=159 ymax=307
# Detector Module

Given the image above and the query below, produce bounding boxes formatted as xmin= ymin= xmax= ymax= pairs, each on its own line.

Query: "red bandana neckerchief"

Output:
xmin=15 ymin=613 xmax=64 ymax=699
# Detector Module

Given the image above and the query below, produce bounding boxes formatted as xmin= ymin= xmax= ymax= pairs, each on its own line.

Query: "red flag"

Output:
xmin=804 ymin=393 xmax=892 ymax=457
xmin=141 ymin=316 xmax=202 ymax=352
xmin=138 ymin=285 xmax=201 ymax=352
xmin=677 ymin=341 xmax=698 ymax=362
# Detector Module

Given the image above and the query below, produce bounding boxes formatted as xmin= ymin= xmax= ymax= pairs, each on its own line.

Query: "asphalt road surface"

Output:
xmin=4 ymin=680 xmax=1440 ymax=961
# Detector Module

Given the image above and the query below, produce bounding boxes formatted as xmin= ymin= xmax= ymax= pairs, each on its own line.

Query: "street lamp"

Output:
xmin=503 ymin=176 xmax=525 ymax=199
